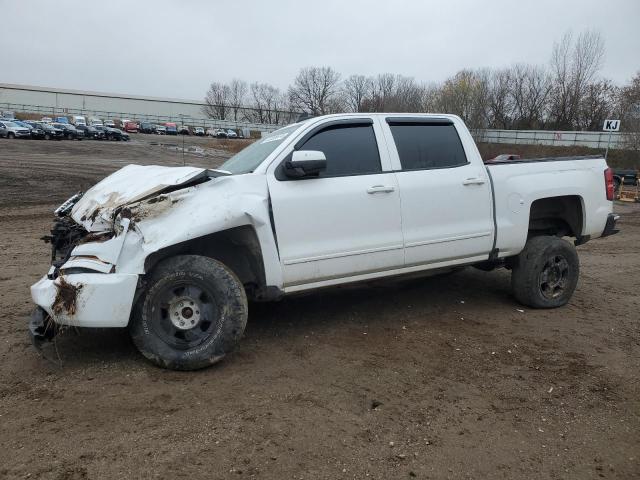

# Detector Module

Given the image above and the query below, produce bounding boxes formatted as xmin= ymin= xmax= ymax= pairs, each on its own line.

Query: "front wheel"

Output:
xmin=130 ymin=255 xmax=248 ymax=370
xmin=511 ymin=236 xmax=579 ymax=308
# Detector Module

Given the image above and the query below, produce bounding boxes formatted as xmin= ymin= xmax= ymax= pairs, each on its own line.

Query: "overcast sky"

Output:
xmin=2 ymin=0 xmax=638 ymax=100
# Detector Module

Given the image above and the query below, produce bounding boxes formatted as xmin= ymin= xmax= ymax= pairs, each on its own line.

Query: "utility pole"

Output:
xmin=179 ymin=114 xmax=185 ymax=166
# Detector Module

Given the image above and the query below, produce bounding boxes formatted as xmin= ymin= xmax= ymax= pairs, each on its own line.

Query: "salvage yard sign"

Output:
xmin=603 ymin=119 xmax=620 ymax=159
xmin=603 ymin=119 xmax=620 ymax=131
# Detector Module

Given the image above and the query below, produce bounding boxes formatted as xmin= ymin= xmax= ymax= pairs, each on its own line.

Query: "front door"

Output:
xmin=267 ymin=120 xmax=404 ymax=288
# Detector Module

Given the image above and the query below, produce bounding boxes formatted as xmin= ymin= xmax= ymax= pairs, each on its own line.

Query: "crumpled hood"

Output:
xmin=71 ymin=164 xmax=211 ymax=231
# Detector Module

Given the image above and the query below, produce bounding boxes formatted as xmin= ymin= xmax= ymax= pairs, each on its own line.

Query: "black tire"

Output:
xmin=44 ymin=133 xmax=51 ymax=140
xmin=7 ymin=132 xmax=15 ymax=139
xmin=130 ymin=255 xmax=248 ymax=370
xmin=511 ymin=236 xmax=579 ymax=308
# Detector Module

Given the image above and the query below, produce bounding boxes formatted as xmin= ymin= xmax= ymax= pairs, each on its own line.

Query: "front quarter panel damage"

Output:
xmin=114 ymin=174 xmax=282 ymax=287
xmin=32 ymin=167 xmax=281 ymax=329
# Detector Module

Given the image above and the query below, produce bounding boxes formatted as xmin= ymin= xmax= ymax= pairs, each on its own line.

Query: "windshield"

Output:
xmin=2 ymin=121 xmax=18 ymax=127
xmin=220 ymin=124 xmax=300 ymax=174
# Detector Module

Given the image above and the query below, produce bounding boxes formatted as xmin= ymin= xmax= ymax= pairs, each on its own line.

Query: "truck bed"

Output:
xmin=485 ymin=155 xmax=611 ymax=258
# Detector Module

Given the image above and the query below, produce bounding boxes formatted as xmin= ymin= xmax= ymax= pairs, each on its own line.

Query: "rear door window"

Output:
xmin=388 ymin=121 xmax=468 ymax=170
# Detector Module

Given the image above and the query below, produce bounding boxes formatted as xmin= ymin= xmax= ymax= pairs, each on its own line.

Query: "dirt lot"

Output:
xmin=0 ymin=135 xmax=638 ymax=479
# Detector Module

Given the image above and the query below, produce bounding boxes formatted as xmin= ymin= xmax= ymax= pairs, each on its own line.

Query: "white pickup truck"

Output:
xmin=29 ymin=113 xmax=619 ymax=370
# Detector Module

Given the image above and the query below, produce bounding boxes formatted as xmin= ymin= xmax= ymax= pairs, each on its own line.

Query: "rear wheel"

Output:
xmin=7 ymin=132 xmax=15 ymax=139
xmin=511 ymin=236 xmax=579 ymax=308
xmin=130 ymin=255 xmax=248 ymax=370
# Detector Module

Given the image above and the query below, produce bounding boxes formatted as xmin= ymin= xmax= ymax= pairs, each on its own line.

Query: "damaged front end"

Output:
xmin=29 ymin=163 xmax=269 ymax=349
xmin=30 ymin=194 xmax=140 ymax=346
xmin=29 ymin=164 xmax=212 ymax=343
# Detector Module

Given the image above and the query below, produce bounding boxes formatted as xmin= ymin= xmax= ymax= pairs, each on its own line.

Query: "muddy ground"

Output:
xmin=0 ymin=135 xmax=638 ymax=479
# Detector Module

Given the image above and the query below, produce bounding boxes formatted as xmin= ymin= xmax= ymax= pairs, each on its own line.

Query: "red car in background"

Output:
xmin=123 ymin=121 xmax=139 ymax=133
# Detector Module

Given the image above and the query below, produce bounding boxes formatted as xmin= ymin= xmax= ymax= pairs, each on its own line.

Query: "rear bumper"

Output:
xmin=601 ymin=213 xmax=620 ymax=237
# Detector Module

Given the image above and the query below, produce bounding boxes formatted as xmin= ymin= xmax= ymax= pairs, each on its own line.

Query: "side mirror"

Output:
xmin=284 ymin=150 xmax=327 ymax=178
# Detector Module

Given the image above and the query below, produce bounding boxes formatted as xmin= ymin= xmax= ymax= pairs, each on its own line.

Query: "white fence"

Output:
xmin=472 ymin=128 xmax=628 ymax=149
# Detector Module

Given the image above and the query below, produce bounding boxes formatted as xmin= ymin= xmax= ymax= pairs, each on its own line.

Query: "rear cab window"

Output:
xmin=386 ymin=118 xmax=468 ymax=170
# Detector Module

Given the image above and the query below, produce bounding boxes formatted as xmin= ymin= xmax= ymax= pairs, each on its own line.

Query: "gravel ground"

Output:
xmin=0 ymin=135 xmax=638 ymax=479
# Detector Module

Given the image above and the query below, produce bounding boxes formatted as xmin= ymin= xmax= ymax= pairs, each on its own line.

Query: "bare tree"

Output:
xmin=510 ymin=64 xmax=552 ymax=129
xmin=228 ymin=79 xmax=247 ymax=122
xmin=393 ymin=76 xmax=425 ymax=112
xmin=288 ymin=66 xmax=341 ymax=115
xmin=342 ymin=74 xmax=372 ymax=112
xmin=369 ymin=73 xmax=396 ymax=111
xmin=618 ymin=71 xmax=640 ymax=150
xmin=203 ymin=82 xmax=231 ymax=120
xmin=576 ymin=79 xmax=617 ymax=130
xmin=420 ymin=83 xmax=441 ymax=112
xmin=487 ymin=68 xmax=514 ymax=128
xmin=549 ymin=30 xmax=605 ymax=129
xmin=435 ymin=70 xmax=489 ymax=129
xmin=249 ymin=82 xmax=286 ymax=124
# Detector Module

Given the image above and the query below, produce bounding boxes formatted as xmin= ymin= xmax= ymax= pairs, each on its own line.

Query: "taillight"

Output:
xmin=604 ymin=168 xmax=614 ymax=201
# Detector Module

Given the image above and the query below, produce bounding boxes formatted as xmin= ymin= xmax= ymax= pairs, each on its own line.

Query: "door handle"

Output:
xmin=462 ymin=177 xmax=486 ymax=186
xmin=367 ymin=185 xmax=395 ymax=194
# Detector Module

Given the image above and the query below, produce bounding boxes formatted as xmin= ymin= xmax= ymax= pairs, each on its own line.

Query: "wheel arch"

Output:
xmin=143 ymin=225 xmax=267 ymax=298
xmin=527 ymin=195 xmax=585 ymax=239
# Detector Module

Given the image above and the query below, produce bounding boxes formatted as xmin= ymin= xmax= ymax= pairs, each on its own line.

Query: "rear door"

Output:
xmin=381 ymin=117 xmax=494 ymax=266
xmin=267 ymin=118 xmax=404 ymax=288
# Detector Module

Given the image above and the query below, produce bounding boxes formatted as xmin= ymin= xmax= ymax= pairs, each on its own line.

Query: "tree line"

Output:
xmin=204 ymin=30 xmax=639 ymax=138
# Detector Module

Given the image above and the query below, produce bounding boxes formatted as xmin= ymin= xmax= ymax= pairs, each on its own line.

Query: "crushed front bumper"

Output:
xmin=30 ymin=272 xmax=139 ymax=329
xmin=28 ymin=307 xmax=56 ymax=348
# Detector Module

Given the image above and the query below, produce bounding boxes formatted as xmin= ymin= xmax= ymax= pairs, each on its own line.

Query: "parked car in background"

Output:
xmin=53 ymin=123 xmax=83 ymax=140
xmin=208 ymin=128 xmax=227 ymax=138
xmin=165 ymin=123 xmax=178 ymax=135
xmin=15 ymin=120 xmax=45 ymax=139
xmin=75 ymin=124 xmax=105 ymax=140
xmin=123 ymin=121 xmax=139 ymax=133
xmin=179 ymin=125 xmax=190 ymax=135
xmin=95 ymin=125 xmax=129 ymax=141
xmin=485 ymin=154 xmax=522 ymax=163
xmin=71 ymin=115 xmax=87 ymax=126
xmin=139 ymin=123 xmax=156 ymax=134
xmin=0 ymin=120 xmax=31 ymax=138
xmin=1 ymin=111 xmax=15 ymax=119
xmin=104 ymin=120 xmax=116 ymax=128
xmin=194 ymin=126 xmax=205 ymax=136
xmin=35 ymin=121 xmax=65 ymax=140
xmin=41 ymin=117 xmax=53 ymax=123
xmin=55 ymin=116 xmax=69 ymax=124
xmin=226 ymin=129 xmax=238 ymax=138
xmin=155 ymin=125 xmax=167 ymax=135
xmin=89 ymin=118 xmax=103 ymax=126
